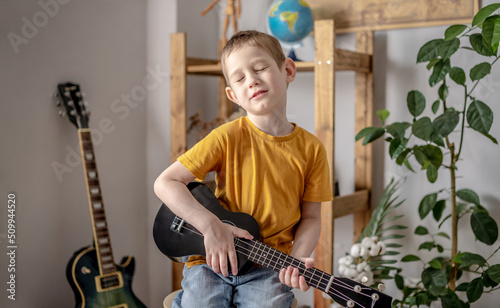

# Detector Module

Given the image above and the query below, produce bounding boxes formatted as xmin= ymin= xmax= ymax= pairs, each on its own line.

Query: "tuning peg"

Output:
xmin=377 ymin=283 xmax=386 ymax=292
xmin=69 ymin=110 xmax=77 ymax=116
xmin=67 ymin=100 xmax=74 ymax=106
xmin=346 ymin=300 xmax=355 ymax=308
xmin=361 ymin=276 xmax=368 ymax=285
xmin=58 ymin=110 xmax=66 ymax=117
xmin=64 ymin=91 xmax=70 ymax=97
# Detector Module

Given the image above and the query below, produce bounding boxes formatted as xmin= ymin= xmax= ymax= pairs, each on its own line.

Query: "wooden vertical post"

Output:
xmin=353 ymin=31 xmax=374 ymax=242
xmin=217 ymin=39 xmax=234 ymax=119
xmin=313 ymin=19 xmax=335 ymax=308
xmin=170 ymin=33 xmax=188 ymax=162
xmin=170 ymin=32 xmax=187 ymax=291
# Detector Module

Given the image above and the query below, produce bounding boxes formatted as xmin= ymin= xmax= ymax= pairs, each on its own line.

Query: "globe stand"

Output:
xmin=287 ymin=48 xmax=301 ymax=62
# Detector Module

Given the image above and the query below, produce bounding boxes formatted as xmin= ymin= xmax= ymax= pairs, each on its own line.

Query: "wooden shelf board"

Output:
xmin=333 ymin=189 xmax=370 ymax=219
xmin=184 ymin=49 xmax=372 ymax=76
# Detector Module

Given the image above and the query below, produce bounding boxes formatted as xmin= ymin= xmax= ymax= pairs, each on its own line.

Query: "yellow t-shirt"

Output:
xmin=178 ymin=116 xmax=333 ymax=267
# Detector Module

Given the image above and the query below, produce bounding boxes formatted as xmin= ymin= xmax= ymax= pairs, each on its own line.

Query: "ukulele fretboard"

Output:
xmin=79 ymin=129 xmax=116 ymax=274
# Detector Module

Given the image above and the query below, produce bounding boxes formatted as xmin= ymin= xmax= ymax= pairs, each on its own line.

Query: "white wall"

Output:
xmin=0 ymin=0 xmax=150 ymax=306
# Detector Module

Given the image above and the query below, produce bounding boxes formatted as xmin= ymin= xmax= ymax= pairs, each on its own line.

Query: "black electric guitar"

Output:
xmin=153 ymin=182 xmax=393 ymax=308
xmin=57 ymin=82 xmax=146 ymax=308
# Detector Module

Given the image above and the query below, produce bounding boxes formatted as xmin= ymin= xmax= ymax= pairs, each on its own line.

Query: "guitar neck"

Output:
xmin=236 ymin=238 xmax=336 ymax=297
xmin=78 ymin=129 xmax=116 ymax=274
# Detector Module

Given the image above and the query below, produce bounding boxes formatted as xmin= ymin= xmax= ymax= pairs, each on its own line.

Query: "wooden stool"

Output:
xmin=163 ymin=290 xmax=298 ymax=308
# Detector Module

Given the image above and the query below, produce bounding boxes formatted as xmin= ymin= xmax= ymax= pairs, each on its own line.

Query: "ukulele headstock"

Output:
xmin=328 ymin=277 xmax=392 ymax=308
xmin=55 ymin=82 xmax=89 ymax=129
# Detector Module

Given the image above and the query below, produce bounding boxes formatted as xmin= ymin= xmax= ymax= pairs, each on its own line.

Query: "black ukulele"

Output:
xmin=57 ymin=82 xmax=146 ymax=308
xmin=153 ymin=182 xmax=392 ymax=308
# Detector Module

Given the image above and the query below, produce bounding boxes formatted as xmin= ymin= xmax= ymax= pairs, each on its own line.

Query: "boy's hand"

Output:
xmin=203 ymin=219 xmax=253 ymax=277
xmin=279 ymin=257 xmax=315 ymax=292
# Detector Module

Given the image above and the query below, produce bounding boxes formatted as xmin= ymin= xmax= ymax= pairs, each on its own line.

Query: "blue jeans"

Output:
xmin=172 ymin=264 xmax=294 ymax=308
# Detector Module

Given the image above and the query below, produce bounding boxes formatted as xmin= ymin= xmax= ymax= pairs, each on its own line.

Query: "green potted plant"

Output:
xmin=355 ymin=3 xmax=500 ymax=307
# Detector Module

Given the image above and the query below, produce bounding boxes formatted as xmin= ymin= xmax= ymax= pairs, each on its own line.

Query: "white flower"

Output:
xmin=339 ymin=255 xmax=354 ymax=266
xmin=361 ymin=237 xmax=374 ymax=248
xmin=378 ymin=241 xmax=386 ymax=255
xmin=350 ymin=243 xmax=362 ymax=257
xmin=369 ymin=243 xmax=381 ymax=256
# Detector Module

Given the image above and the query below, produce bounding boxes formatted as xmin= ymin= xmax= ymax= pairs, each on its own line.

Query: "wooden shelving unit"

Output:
xmin=169 ymin=19 xmax=374 ymax=308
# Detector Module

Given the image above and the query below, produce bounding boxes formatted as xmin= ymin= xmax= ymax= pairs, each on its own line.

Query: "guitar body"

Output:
xmin=153 ymin=182 xmax=261 ymax=274
xmin=66 ymin=246 xmax=146 ymax=308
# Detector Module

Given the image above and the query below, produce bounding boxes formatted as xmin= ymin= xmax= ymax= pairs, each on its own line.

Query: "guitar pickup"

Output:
xmin=171 ymin=216 xmax=185 ymax=234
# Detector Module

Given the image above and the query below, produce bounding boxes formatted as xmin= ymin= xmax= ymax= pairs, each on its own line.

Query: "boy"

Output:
xmin=154 ymin=30 xmax=333 ymax=307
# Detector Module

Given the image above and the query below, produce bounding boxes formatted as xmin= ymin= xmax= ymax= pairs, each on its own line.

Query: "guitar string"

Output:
xmin=170 ymin=219 xmax=374 ymax=306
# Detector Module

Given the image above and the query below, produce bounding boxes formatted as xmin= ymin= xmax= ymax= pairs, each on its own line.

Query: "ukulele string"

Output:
xmin=171 ymin=220 xmax=374 ymax=305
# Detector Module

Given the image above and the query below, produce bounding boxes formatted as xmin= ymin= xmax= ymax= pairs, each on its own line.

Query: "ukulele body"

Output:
xmin=153 ymin=181 xmax=261 ymax=274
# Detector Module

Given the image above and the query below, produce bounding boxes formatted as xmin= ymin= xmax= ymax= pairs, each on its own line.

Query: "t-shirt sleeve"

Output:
xmin=302 ymin=143 xmax=334 ymax=202
xmin=177 ymin=130 xmax=223 ymax=181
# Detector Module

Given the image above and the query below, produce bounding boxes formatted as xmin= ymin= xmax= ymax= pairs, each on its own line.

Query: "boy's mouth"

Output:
xmin=251 ymin=90 xmax=268 ymax=99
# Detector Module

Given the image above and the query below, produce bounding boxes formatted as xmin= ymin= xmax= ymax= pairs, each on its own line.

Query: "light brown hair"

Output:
xmin=221 ymin=30 xmax=286 ymax=84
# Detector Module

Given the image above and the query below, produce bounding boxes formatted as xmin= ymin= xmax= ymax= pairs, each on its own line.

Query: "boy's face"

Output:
xmin=224 ymin=45 xmax=296 ymax=117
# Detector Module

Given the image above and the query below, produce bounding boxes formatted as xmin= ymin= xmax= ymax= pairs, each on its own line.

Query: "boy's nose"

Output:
xmin=248 ymin=77 xmax=260 ymax=88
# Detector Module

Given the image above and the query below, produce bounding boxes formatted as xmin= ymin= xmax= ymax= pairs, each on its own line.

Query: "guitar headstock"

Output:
xmin=328 ymin=277 xmax=392 ymax=308
xmin=55 ymin=82 xmax=89 ymax=129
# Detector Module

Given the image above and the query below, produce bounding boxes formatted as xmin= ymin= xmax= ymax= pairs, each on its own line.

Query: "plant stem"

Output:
xmin=449 ymin=142 xmax=458 ymax=290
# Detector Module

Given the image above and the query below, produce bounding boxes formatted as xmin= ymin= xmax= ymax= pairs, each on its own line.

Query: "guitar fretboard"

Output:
xmin=79 ymin=129 xmax=116 ymax=274
xmin=236 ymin=238 xmax=337 ymax=297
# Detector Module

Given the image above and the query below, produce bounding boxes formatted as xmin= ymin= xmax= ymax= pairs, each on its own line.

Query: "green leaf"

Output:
xmin=467 ymin=100 xmax=494 ymax=134
xmin=422 ymin=267 xmax=447 ymax=296
xmin=438 ymin=83 xmax=449 ymax=100
xmin=412 ymin=117 xmax=433 ymax=141
xmin=471 ymin=211 xmax=499 ymax=245
xmin=418 ymin=241 xmax=435 ymax=251
xmin=403 ymin=157 xmax=415 ymax=172
xmin=429 ymin=258 xmax=442 ymax=269
xmin=402 ymin=254 xmax=421 ymax=262
xmin=486 ymin=264 xmax=500 ymax=283
xmin=438 ymin=38 xmax=460 ymax=59
xmin=472 ymin=3 xmax=500 ymax=27
xmin=449 ymin=67 xmax=466 ymax=85
xmin=470 ymin=62 xmax=492 ymax=81
xmin=441 ymin=290 xmax=462 ymax=308
xmin=482 ymin=15 xmax=500 ymax=52
xmin=386 ymin=122 xmax=410 ymax=140
xmin=436 ymin=231 xmax=450 ymax=239
xmin=420 ymin=144 xmax=444 ymax=167
xmin=432 ymin=100 xmax=441 ymax=114
xmin=419 ymin=193 xmax=438 ymax=219
xmin=429 ymin=59 xmax=450 ymax=87
xmin=433 ymin=110 xmax=460 ymax=137
xmin=480 ymin=131 xmax=499 ymax=144
xmin=444 ymin=24 xmax=468 ymax=40
xmin=407 ymin=90 xmax=426 ymax=117
xmin=417 ymin=39 xmax=444 ymax=63
xmin=427 ymin=58 xmax=441 ymax=70
xmin=355 ymin=127 xmax=386 ymax=145
xmin=376 ymin=109 xmax=390 ymax=125
xmin=456 ymin=188 xmax=480 ymax=204
xmin=396 ymin=148 xmax=411 ymax=165
xmin=389 ymin=138 xmax=407 ymax=159
xmin=415 ymin=225 xmax=429 ymax=235
xmin=469 ymin=33 xmax=495 ymax=56
xmin=466 ymin=277 xmax=484 ymax=303
xmin=427 ymin=164 xmax=438 ymax=183
xmin=433 ymin=199 xmax=446 ymax=221
xmin=395 ymin=274 xmax=405 ymax=289
xmin=453 ymin=252 xmax=487 ymax=267
xmin=456 ymin=282 xmax=469 ymax=291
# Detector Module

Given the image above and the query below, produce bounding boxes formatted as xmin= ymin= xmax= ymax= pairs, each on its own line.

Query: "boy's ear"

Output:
xmin=225 ymin=86 xmax=239 ymax=104
xmin=284 ymin=57 xmax=296 ymax=83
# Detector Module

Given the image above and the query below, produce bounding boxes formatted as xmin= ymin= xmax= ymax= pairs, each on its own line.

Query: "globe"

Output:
xmin=267 ymin=0 xmax=314 ymax=60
